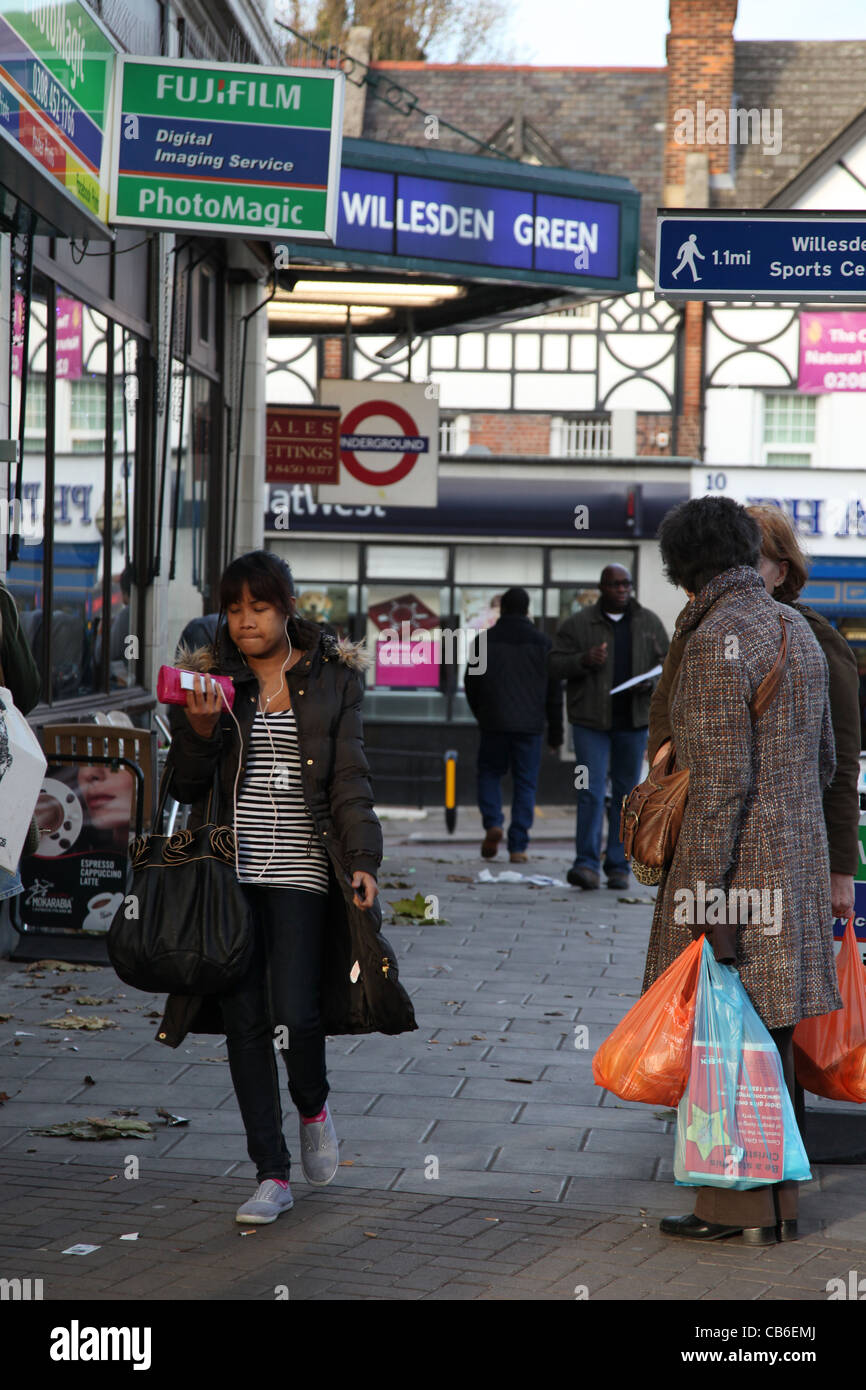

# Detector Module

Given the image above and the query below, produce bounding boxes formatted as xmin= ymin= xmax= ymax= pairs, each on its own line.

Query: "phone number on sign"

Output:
xmin=821 ymin=370 xmax=866 ymax=389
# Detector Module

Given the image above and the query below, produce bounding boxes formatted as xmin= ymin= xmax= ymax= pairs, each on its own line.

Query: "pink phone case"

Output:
xmin=156 ymin=665 xmax=235 ymax=710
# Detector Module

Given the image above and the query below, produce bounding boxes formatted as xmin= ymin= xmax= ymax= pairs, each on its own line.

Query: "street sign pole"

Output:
xmin=656 ymin=210 xmax=866 ymax=302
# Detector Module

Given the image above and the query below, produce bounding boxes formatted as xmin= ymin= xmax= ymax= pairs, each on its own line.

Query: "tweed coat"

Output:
xmin=641 ymin=566 xmax=842 ymax=1030
xmin=647 ymin=598 xmax=861 ymax=876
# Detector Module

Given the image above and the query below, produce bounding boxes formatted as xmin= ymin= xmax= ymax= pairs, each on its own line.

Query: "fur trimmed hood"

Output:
xmin=174 ymin=630 xmax=372 ymax=676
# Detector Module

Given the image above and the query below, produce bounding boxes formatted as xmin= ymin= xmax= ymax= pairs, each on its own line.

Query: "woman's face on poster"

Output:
xmin=77 ymin=765 xmax=133 ymax=829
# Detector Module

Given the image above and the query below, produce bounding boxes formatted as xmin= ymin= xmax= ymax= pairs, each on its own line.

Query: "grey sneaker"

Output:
xmin=235 ymin=1179 xmax=294 ymax=1224
xmin=299 ymin=1103 xmax=339 ymax=1186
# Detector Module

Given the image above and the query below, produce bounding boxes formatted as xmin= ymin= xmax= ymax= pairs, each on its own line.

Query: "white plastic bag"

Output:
xmin=0 ymin=686 xmax=47 ymax=872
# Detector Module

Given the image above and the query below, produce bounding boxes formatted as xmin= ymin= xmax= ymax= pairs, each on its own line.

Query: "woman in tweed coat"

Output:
xmin=642 ymin=498 xmax=841 ymax=1245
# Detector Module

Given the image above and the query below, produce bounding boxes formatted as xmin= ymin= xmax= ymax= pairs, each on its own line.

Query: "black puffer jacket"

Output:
xmin=155 ymin=621 xmax=417 ymax=1044
xmin=464 ymin=615 xmax=563 ymax=742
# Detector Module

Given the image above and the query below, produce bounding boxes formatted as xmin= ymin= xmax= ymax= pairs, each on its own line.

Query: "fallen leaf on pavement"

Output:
xmin=112 ymin=1108 xmax=139 ymax=1117
xmin=471 ymin=1035 xmax=486 ymax=1041
xmin=200 ymin=1056 xmax=227 ymax=1062
xmin=446 ymin=874 xmax=473 ymax=883
xmin=618 ymin=896 xmax=656 ymax=905
xmin=41 ymin=1014 xmax=117 ymax=1030
xmin=339 ymin=1160 xmax=354 ymax=1166
xmin=654 ymin=1110 xmax=678 ymax=1122
xmin=505 ymin=1078 xmax=533 ymax=1084
xmin=0 ymin=1014 xmax=11 ymax=1023
xmin=27 ymin=961 xmax=100 ymax=973
xmin=75 ymin=997 xmax=108 ymax=1007
xmin=544 ymin=1011 xmax=563 ymax=1017
xmin=156 ymin=1107 xmax=189 ymax=1127
xmin=381 ymin=880 xmax=412 ymax=889
xmin=83 ymin=1076 xmax=96 ymax=1085
xmin=363 ymin=1232 xmax=377 ymax=1238
xmin=29 ymin=1117 xmax=154 ymax=1140
xmin=0 ymin=1092 xmax=9 ymax=1104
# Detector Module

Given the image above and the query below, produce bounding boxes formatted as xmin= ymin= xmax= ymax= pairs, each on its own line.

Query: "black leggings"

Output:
xmin=220 ymin=885 xmax=329 ymax=1182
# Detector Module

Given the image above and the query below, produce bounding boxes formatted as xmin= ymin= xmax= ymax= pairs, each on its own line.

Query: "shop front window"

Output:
xmin=163 ymin=368 xmax=218 ymax=663
xmin=8 ymin=287 xmax=48 ymax=700
xmin=7 ymin=280 xmax=144 ymax=705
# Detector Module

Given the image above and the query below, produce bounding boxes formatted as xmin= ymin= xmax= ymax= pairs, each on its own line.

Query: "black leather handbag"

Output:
xmin=107 ymin=766 xmax=254 ymax=996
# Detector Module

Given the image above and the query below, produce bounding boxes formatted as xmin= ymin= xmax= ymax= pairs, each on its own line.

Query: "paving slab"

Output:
xmin=2 ymin=819 xmax=865 ymax=1302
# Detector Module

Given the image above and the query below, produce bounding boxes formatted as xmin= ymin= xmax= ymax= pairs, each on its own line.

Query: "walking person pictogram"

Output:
xmin=672 ymin=233 xmax=705 ymax=282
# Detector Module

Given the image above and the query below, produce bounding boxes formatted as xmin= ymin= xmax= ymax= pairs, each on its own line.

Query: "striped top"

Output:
xmin=235 ymin=708 xmax=330 ymax=894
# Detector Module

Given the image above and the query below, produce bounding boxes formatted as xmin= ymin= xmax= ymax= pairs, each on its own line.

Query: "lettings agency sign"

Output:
xmin=109 ymin=57 xmax=344 ymax=240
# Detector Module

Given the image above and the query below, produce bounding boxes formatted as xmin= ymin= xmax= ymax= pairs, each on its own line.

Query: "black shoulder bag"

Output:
xmin=107 ymin=764 xmax=254 ymax=996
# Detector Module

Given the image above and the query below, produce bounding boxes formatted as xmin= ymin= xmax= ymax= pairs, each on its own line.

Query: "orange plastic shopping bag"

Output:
xmin=592 ymin=935 xmax=702 ymax=1105
xmin=794 ymin=916 xmax=866 ymax=1103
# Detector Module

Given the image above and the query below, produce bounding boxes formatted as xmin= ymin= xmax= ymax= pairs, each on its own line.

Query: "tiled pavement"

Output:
xmin=1 ymin=808 xmax=865 ymax=1301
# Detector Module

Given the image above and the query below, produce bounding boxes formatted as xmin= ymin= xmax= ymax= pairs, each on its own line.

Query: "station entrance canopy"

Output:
xmin=269 ymin=137 xmax=640 ymax=336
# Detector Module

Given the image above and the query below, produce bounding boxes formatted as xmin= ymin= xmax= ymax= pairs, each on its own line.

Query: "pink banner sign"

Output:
xmin=799 ymin=312 xmax=866 ymax=392
xmin=55 ymin=298 xmax=83 ymax=381
xmin=375 ymin=635 xmax=440 ymax=688
xmin=11 ymin=292 xmax=24 ymax=378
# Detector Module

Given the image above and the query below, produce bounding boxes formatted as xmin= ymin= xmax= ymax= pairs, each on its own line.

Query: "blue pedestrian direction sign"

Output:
xmin=656 ymin=212 xmax=866 ymax=300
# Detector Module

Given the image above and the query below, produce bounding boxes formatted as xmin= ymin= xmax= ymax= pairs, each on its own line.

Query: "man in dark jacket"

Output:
xmin=549 ymin=565 xmax=668 ymax=890
xmin=465 ymin=587 xmax=563 ymax=862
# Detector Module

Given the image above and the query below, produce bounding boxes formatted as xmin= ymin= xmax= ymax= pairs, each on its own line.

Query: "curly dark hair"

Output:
xmin=657 ymin=497 xmax=761 ymax=595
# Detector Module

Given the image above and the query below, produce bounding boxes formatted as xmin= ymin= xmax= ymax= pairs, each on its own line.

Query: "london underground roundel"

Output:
xmin=339 ymin=399 xmax=430 ymax=486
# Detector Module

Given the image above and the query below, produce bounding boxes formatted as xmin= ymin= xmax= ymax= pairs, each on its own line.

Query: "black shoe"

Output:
xmin=777 ymin=1219 xmax=798 ymax=1242
xmin=606 ymin=870 xmax=630 ymax=890
xmin=660 ymin=1214 xmax=776 ymax=1245
xmin=566 ymin=863 xmax=600 ymax=890
xmin=660 ymin=1214 xmax=742 ymax=1241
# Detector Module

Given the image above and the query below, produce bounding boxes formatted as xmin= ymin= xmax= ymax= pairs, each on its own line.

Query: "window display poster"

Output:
xmin=19 ymin=762 xmax=133 ymax=930
xmin=368 ymin=591 xmax=440 ymax=688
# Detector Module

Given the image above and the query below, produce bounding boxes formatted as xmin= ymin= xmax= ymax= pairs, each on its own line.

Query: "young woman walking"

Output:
xmin=157 ymin=550 xmax=415 ymax=1223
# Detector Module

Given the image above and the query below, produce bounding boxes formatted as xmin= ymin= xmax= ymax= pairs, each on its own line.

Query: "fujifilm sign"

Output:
xmin=153 ymin=73 xmax=302 ymax=109
xmin=110 ymin=57 xmax=344 ymax=239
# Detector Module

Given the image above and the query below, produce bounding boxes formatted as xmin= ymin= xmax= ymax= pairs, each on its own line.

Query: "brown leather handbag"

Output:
xmin=620 ymin=612 xmax=792 ymax=885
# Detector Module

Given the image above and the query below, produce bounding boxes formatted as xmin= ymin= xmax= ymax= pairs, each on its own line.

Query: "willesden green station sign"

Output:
xmin=109 ymin=56 xmax=344 ymax=240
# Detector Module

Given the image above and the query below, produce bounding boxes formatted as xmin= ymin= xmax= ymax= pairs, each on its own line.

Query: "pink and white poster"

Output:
xmin=55 ymin=298 xmax=83 ymax=381
xmin=799 ymin=312 xmax=866 ymax=392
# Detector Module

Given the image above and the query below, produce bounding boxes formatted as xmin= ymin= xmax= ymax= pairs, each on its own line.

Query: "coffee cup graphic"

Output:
xmin=82 ymin=891 xmax=124 ymax=932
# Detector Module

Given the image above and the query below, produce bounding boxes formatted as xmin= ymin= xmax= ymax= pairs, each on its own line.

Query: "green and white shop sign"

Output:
xmin=109 ymin=56 xmax=345 ymax=240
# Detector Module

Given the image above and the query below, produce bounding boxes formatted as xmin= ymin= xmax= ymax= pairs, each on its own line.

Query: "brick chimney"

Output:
xmin=664 ymin=0 xmax=737 ymax=459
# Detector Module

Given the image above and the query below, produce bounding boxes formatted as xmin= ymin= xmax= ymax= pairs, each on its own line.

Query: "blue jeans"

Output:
xmin=572 ymin=724 xmax=648 ymax=876
xmin=220 ymin=885 xmax=329 ymax=1182
xmin=477 ymin=731 xmax=544 ymax=854
xmin=0 ymin=866 xmax=22 ymax=901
